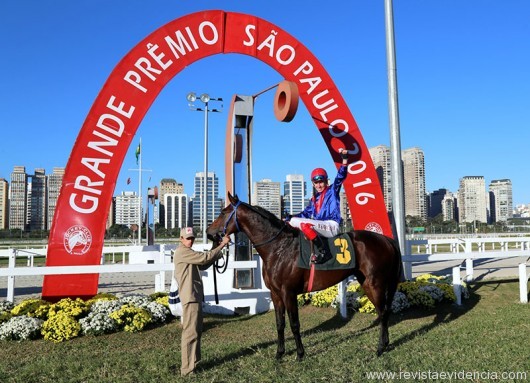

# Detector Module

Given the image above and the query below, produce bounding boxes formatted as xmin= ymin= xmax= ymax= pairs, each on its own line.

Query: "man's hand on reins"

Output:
xmin=220 ymin=235 xmax=230 ymax=247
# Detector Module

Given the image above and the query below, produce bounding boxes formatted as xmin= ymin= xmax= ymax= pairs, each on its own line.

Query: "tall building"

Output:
xmin=489 ymin=179 xmax=513 ymax=223
xmin=339 ymin=189 xmax=351 ymax=229
xmin=369 ymin=145 xmax=392 ymax=212
xmin=0 ymin=178 xmax=8 ymax=230
xmin=164 ymin=193 xmax=189 ymax=229
xmin=107 ymin=197 xmax=115 ymax=230
xmin=402 ymin=147 xmax=427 ymax=219
xmin=192 ymin=171 xmax=222 ymax=229
xmin=47 ymin=167 xmax=64 ymax=230
xmin=115 ymin=191 xmax=141 ymax=226
xmin=253 ymin=179 xmax=281 ymax=218
xmin=458 ymin=176 xmax=488 ymax=223
xmin=159 ymin=178 xmax=184 ymax=227
xmin=428 ymin=188 xmax=448 ymax=219
xmin=9 ymin=166 xmax=28 ymax=230
xmin=29 ymin=168 xmax=47 ymax=231
xmin=284 ymin=174 xmax=306 ymax=215
xmin=442 ymin=192 xmax=456 ymax=222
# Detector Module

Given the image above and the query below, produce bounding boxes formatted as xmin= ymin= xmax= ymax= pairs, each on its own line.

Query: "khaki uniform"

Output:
xmin=174 ymin=243 xmax=225 ymax=376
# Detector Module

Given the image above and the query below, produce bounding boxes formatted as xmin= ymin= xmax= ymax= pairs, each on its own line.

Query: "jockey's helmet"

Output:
xmin=311 ymin=168 xmax=328 ymax=182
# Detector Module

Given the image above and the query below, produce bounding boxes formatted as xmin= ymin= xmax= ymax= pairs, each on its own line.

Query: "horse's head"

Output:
xmin=207 ymin=192 xmax=241 ymax=243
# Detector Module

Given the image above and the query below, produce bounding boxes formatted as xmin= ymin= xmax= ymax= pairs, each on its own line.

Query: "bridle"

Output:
xmin=222 ymin=200 xmax=287 ymax=248
xmin=212 ymin=199 xmax=286 ymax=305
xmin=222 ymin=200 xmax=242 ymax=238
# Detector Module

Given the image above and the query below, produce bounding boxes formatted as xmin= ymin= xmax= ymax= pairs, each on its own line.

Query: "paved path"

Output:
xmin=1 ymin=256 xmax=528 ymax=303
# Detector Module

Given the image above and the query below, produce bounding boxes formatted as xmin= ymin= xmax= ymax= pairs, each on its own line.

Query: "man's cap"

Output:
xmin=180 ymin=227 xmax=195 ymax=239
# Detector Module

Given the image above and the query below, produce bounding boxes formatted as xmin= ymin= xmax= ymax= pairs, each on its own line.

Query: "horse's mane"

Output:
xmin=244 ymin=202 xmax=298 ymax=235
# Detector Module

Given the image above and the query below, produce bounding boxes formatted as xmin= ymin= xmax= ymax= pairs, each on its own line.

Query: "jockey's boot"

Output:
xmin=300 ymin=223 xmax=329 ymax=264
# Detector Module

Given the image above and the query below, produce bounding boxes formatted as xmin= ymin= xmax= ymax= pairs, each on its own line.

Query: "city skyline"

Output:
xmin=2 ymin=141 xmax=521 ymax=207
xmin=1 ymin=2 xmax=530 ymax=204
xmin=0 ymin=155 xmax=521 ymax=234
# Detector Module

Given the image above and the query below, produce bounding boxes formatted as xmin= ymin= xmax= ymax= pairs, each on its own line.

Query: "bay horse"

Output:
xmin=207 ymin=193 xmax=402 ymax=359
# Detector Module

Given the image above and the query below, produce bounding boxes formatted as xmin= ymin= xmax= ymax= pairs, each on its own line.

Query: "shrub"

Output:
xmin=407 ymin=289 xmax=436 ymax=309
xmin=415 ymin=273 xmax=446 ymax=283
xmin=90 ymin=299 xmax=123 ymax=315
xmin=85 ymin=293 xmax=118 ymax=308
xmin=297 ymin=293 xmax=311 ymax=307
xmin=150 ymin=292 xmax=167 ymax=300
xmin=11 ymin=299 xmax=49 ymax=318
xmin=119 ymin=294 xmax=151 ymax=308
xmin=358 ymin=296 xmax=376 ymax=314
xmin=0 ymin=301 xmax=14 ymax=312
xmin=0 ymin=316 xmax=43 ymax=340
xmin=310 ymin=286 xmax=338 ymax=308
xmin=47 ymin=298 xmax=88 ymax=319
xmin=144 ymin=301 xmax=171 ymax=323
xmin=109 ymin=305 xmax=151 ymax=332
xmin=0 ymin=311 xmax=13 ymax=324
xmin=155 ymin=295 xmax=169 ymax=308
xmin=80 ymin=312 xmax=118 ymax=336
xmin=419 ymin=285 xmax=444 ymax=302
xmin=41 ymin=312 xmax=80 ymax=342
xmin=391 ymin=291 xmax=410 ymax=313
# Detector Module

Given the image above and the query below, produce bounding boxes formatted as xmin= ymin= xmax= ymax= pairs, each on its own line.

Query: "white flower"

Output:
xmin=0 ymin=301 xmax=14 ymax=312
xmin=79 ymin=312 xmax=117 ymax=336
xmin=332 ymin=290 xmax=362 ymax=310
xmin=143 ymin=301 xmax=170 ymax=323
xmin=90 ymin=300 xmax=122 ymax=315
xmin=119 ymin=294 xmax=151 ymax=307
xmin=0 ymin=316 xmax=43 ymax=340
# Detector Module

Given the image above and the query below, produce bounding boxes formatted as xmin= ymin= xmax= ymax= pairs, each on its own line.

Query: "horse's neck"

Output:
xmin=239 ymin=210 xmax=285 ymax=251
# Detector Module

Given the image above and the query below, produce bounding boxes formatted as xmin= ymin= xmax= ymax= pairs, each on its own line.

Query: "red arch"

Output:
xmin=43 ymin=10 xmax=391 ymax=300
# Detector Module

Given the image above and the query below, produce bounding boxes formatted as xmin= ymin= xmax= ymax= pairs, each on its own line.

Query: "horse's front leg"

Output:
xmin=270 ymin=291 xmax=286 ymax=359
xmin=285 ymin=293 xmax=305 ymax=361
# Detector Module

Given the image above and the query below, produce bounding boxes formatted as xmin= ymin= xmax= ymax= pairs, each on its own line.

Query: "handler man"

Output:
xmin=173 ymin=227 xmax=230 ymax=377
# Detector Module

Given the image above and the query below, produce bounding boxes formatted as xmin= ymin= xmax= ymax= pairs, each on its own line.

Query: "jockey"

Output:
xmin=287 ymin=148 xmax=349 ymax=263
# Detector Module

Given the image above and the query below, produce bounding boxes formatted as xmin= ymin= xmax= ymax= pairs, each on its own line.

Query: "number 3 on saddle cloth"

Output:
xmin=297 ymin=233 xmax=356 ymax=270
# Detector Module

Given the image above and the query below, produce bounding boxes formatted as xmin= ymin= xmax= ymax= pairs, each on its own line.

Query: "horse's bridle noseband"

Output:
xmin=222 ymin=200 xmax=241 ymax=238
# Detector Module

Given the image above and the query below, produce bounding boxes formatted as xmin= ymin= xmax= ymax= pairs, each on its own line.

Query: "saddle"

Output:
xmin=297 ymin=233 xmax=356 ymax=270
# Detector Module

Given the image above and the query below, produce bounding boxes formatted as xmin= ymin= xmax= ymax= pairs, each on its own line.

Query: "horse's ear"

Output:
xmin=228 ymin=192 xmax=238 ymax=205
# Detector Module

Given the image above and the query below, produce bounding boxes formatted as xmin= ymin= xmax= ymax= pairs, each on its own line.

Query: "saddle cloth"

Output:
xmin=297 ymin=232 xmax=356 ymax=270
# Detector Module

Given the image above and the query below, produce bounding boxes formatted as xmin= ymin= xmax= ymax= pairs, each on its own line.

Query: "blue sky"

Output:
xmin=1 ymin=1 xmax=529 ymax=206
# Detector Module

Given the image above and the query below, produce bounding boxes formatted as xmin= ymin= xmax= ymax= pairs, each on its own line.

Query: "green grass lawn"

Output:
xmin=0 ymin=280 xmax=528 ymax=383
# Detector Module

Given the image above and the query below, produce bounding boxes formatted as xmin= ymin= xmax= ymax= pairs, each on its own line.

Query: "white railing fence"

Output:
xmin=0 ymin=245 xmax=175 ymax=303
xmin=404 ymin=237 xmax=530 ymax=304
xmin=2 ymin=237 xmax=529 ymax=306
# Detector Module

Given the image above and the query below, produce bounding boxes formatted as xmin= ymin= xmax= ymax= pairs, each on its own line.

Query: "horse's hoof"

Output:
xmin=296 ymin=353 xmax=305 ymax=362
xmin=275 ymin=352 xmax=284 ymax=360
xmin=377 ymin=347 xmax=386 ymax=357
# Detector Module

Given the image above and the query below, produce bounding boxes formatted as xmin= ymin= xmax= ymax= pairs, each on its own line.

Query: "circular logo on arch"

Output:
xmin=364 ymin=222 xmax=383 ymax=234
xmin=64 ymin=225 xmax=93 ymax=255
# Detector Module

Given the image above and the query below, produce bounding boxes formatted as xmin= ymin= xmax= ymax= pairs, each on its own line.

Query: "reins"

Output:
xmin=253 ymin=223 xmax=287 ymax=247
xmin=211 ymin=202 xmax=244 ymax=305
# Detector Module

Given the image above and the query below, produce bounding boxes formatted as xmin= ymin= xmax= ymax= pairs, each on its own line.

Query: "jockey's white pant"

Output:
xmin=288 ymin=217 xmax=340 ymax=238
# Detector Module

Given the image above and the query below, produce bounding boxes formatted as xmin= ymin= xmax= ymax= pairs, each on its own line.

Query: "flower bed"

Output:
xmin=298 ymin=273 xmax=469 ymax=314
xmin=0 ymin=274 xmax=468 ymax=342
xmin=0 ymin=292 xmax=171 ymax=342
